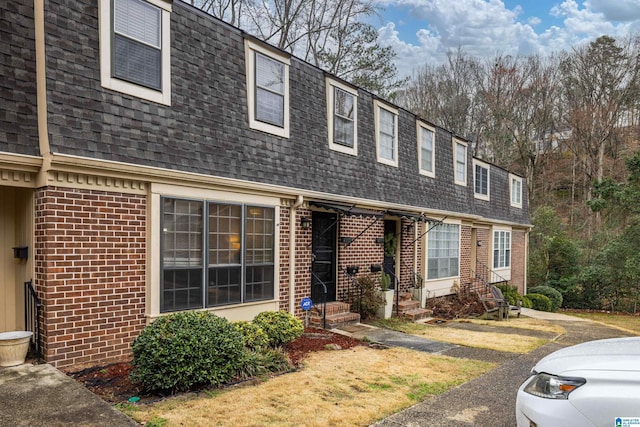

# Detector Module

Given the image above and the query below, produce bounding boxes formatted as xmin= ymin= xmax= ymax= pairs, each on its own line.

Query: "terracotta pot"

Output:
xmin=0 ymin=331 xmax=33 ymax=367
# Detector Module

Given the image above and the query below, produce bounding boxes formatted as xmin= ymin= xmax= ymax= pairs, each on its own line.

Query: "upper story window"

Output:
xmin=510 ymin=174 xmax=523 ymax=208
xmin=453 ymin=139 xmax=467 ymax=186
xmin=245 ymin=40 xmax=290 ymax=138
xmin=493 ymin=229 xmax=511 ymax=269
xmin=374 ymin=100 xmax=398 ymax=167
xmin=99 ymin=0 xmax=171 ymax=105
xmin=473 ymin=159 xmax=490 ymax=200
xmin=326 ymin=78 xmax=358 ymax=155
xmin=417 ymin=121 xmax=435 ymax=177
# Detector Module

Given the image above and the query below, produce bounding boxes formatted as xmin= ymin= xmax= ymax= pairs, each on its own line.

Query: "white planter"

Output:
xmin=377 ymin=290 xmax=395 ymax=319
xmin=0 ymin=331 xmax=33 ymax=367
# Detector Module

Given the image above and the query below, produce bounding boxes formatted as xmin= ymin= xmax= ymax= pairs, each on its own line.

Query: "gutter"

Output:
xmin=289 ymin=195 xmax=304 ymax=314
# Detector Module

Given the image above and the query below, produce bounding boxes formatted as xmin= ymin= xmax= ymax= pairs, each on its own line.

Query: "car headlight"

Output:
xmin=523 ymin=372 xmax=586 ymax=400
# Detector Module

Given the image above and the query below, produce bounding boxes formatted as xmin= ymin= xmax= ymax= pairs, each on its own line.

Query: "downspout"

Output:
xmin=34 ymin=0 xmax=52 ymax=187
xmin=289 ymin=195 xmax=304 ymax=314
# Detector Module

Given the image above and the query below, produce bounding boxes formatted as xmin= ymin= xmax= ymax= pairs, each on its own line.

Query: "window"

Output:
xmin=245 ymin=40 xmax=290 ymax=138
xmin=327 ymin=79 xmax=358 ymax=155
xmin=161 ymin=198 xmax=275 ymax=312
xmin=473 ymin=160 xmax=490 ymax=200
xmin=493 ymin=230 xmax=511 ymax=269
xmin=510 ymin=174 xmax=523 ymax=208
xmin=417 ymin=122 xmax=435 ymax=177
xmin=99 ymin=0 xmax=171 ymax=105
xmin=427 ymin=223 xmax=460 ymax=279
xmin=454 ymin=139 xmax=467 ymax=185
xmin=375 ymin=101 xmax=398 ymax=167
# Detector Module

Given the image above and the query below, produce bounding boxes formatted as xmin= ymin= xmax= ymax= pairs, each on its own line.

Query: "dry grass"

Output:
xmin=563 ymin=311 xmax=640 ymax=335
xmin=457 ymin=317 xmax=566 ymax=335
xmin=129 ymin=347 xmax=494 ymax=427
xmin=374 ymin=318 xmax=552 ymax=353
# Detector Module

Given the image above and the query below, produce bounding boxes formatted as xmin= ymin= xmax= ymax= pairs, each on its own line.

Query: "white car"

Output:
xmin=516 ymin=337 xmax=640 ymax=427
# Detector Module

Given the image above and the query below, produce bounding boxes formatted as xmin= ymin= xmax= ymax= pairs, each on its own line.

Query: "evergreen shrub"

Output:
xmin=253 ymin=311 xmax=304 ymax=347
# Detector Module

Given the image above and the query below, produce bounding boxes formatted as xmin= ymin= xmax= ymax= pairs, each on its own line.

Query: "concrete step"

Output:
xmin=310 ymin=301 xmax=351 ymax=316
xmin=400 ymin=308 xmax=433 ymax=321
xmin=308 ymin=311 xmax=360 ymax=329
xmin=395 ymin=299 xmax=420 ymax=312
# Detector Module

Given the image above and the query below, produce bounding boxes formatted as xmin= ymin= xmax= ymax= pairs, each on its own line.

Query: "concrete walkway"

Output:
xmin=0 ymin=363 xmax=137 ymax=427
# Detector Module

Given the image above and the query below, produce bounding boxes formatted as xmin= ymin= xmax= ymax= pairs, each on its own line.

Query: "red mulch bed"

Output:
xmin=68 ymin=328 xmax=364 ymax=403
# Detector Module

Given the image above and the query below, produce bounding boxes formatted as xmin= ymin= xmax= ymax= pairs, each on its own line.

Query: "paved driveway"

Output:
xmin=372 ymin=313 xmax=633 ymax=427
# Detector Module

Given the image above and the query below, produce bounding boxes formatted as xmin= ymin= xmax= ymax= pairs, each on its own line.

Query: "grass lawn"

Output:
xmin=124 ymin=347 xmax=494 ymax=427
xmin=563 ymin=311 xmax=640 ymax=335
xmin=373 ymin=317 xmax=559 ymax=353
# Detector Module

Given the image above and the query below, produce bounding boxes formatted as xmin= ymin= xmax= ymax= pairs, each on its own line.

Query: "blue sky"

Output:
xmin=371 ymin=0 xmax=640 ymax=75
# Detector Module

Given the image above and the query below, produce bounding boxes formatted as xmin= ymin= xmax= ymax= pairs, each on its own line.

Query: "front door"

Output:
xmin=311 ymin=212 xmax=337 ymax=303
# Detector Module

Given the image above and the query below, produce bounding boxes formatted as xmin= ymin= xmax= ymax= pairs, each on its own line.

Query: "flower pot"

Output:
xmin=377 ymin=289 xmax=395 ymax=319
xmin=0 ymin=331 xmax=33 ymax=367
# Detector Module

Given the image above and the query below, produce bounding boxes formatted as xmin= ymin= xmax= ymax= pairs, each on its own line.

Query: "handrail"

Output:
xmin=24 ymin=280 xmax=41 ymax=361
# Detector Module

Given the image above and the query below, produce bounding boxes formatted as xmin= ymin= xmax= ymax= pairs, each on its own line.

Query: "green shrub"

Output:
xmin=253 ymin=311 xmax=304 ymax=347
xmin=520 ymin=295 xmax=533 ymax=309
xmin=529 ymin=285 xmax=563 ymax=311
xmin=130 ymin=311 xmax=247 ymax=392
xmin=237 ymin=348 xmax=293 ymax=379
xmin=526 ymin=293 xmax=552 ymax=312
xmin=351 ymin=274 xmax=384 ymax=320
xmin=496 ymin=284 xmax=520 ymax=306
xmin=234 ymin=320 xmax=269 ymax=350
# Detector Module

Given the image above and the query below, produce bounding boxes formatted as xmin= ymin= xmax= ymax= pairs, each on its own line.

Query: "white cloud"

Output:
xmin=374 ymin=0 xmax=640 ymax=77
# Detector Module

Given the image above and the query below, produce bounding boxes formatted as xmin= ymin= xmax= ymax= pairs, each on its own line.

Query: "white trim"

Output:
xmin=453 ymin=138 xmax=467 ymax=186
xmin=374 ymin=100 xmax=398 ymax=167
xmin=326 ymin=78 xmax=358 ymax=156
xmin=99 ymin=0 xmax=172 ymax=105
xmin=417 ymin=121 xmax=435 ymax=178
xmin=148 ymin=184 xmax=281 ymax=318
xmin=510 ymin=174 xmax=523 ymax=208
xmin=473 ymin=159 xmax=490 ymax=201
xmin=491 ymin=227 xmax=512 ymax=272
xmin=244 ymin=40 xmax=290 ymax=138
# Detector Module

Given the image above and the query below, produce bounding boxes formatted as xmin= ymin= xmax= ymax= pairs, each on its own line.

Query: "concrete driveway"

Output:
xmin=372 ymin=312 xmax=633 ymax=427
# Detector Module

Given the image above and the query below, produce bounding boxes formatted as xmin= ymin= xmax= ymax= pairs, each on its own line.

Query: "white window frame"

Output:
xmin=510 ymin=174 xmax=523 ymax=208
xmin=245 ymin=40 xmax=290 ymax=138
xmin=453 ymin=138 xmax=467 ymax=186
xmin=374 ymin=100 xmax=399 ymax=167
xmin=426 ymin=221 xmax=461 ymax=281
xmin=492 ymin=229 xmax=512 ymax=270
xmin=99 ymin=0 xmax=172 ymax=105
xmin=326 ymin=78 xmax=358 ymax=155
xmin=473 ymin=159 xmax=490 ymax=201
xmin=417 ymin=121 xmax=435 ymax=178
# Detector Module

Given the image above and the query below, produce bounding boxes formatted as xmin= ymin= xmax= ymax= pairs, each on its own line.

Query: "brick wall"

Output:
xmin=398 ymin=219 xmax=423 ymax=291
xmin=35 ymin=187 xmax=146 ymax=369
xmin=460 ymin=226 xmax=472 ymax=290
xmin=511 ymin=230 xmax=526 ymax=294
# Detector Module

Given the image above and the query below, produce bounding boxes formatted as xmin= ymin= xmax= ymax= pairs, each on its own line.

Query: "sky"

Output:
xmin=371 ymin=0 xmax=640 ymax=76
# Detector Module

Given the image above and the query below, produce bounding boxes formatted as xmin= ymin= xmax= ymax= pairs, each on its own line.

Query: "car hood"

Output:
xmin=534 ymin=337 xmax=640 ymax=375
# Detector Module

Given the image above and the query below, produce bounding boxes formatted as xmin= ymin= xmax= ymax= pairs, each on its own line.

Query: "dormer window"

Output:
xmin=454 ymin=139 xmax=467 ymax=186
xmin=327 ymin=79 xmax=358 ymax=155
xmin=375 ymin=100 xmax=398 ymax=167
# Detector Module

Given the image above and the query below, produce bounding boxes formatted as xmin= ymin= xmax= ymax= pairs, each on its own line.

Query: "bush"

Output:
xmin=520 ymin=295 xmax=533 ymax=309
xmin=351 ymin=274 xmax=384 ymax=320
xmin=130 ymin=311 xmax=247 ymax=392
xmin=526 ymin=293 xmax=552 ymax=312
xmin=529 ymin=285 xmax=563 ymax=311
xmin=234 ymin=320 xmax=269 ymax=350
xmin=496 ymin=284 xmax=520 ymax=306
xmin=253 ymin=311 xmax=304 ymax=347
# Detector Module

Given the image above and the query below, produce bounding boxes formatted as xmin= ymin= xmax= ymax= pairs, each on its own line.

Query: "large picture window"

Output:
xmin=427 ymin=223 xmax=460 ymax=279
xmin=161 ymin=198 xmax=275 ymax=312
xmin=493 ymin=230 xmax=511 ymax=269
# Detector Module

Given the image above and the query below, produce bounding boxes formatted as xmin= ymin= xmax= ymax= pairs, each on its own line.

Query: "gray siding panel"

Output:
xmin=0 ymin=2 xmax=39 ymax=156
xmin=42 ymin=0 xmax=529 ymax=225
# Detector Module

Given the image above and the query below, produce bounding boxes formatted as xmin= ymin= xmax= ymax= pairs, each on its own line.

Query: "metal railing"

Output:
xmin=24 ymin=280 xmax=41 ymax=361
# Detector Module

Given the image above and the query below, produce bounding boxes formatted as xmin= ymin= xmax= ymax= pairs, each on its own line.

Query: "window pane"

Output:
xmin=163 ymin=199 xmax=202 ymax=267
xmin=256 ymin=53 xmax=284 ymax=94
xmin=208 ymin=203 xmax=242 ymax=266
xmin=421 ymin=128 xmax=433 ymax=172
xmin=334 ymin=116 xmax=354 ymax=147
xmin=162 ymin=268 xmax=203 ymax=311
xmin=379 ymin=108 xmax=395 ymax=161
xmin=115 ymin=0 xmax=161 ymax=47
xmin=427 ymin=224 xmax=459 ymax=279
xmin=475 ymin=165 xmax=488 ymax=195
xmin=114 ymin=35 xmax=161 ymax=89
xmin=456 ymin=143 xmax=466 ymax=182
xmin=245 ymin=206 xmax=274 ymax=301
xmin=208 ymin=266 xmax=242 ymax=306
xmin=335 ymin=88 xmax=354 ymax=119
xmin=334 ymin=88 xmax=355 ymax=148
xmin=256 ymin=87 xmax=284 ymax=126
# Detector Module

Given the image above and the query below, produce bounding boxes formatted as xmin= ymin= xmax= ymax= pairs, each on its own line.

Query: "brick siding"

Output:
xmin=511 ymin=230 xmax=526 ymax=294
xmin=35 ymin=187 xmax=146 ymax=369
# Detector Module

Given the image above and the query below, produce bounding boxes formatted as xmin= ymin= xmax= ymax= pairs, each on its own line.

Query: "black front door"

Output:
xmin=311 ymin=212 xmax=337 ymax=303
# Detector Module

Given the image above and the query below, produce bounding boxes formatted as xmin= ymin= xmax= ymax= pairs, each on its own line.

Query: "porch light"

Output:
xmin=300 ymin=217 xmax=311 ymax=229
